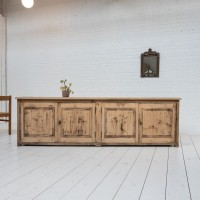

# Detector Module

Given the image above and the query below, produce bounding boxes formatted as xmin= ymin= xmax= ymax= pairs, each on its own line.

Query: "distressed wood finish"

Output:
xmin=57 ymin=103 xmax=95 ymax=144
xmin=101 ymin=103 xmax=138 ymax=144
xmin=16 ymin=97 xmax=180 ymax=146
xmin=20 ymin=102 xmax=57 ymax=143
xmin=139 ymin=103 xmax=176 ymax=145
xmin=95 ymin=102 xmax=102 ymax=145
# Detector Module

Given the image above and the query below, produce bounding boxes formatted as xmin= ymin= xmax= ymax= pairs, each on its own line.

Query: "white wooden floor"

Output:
xmin=0 ymin=130 xmax=200 ymax=200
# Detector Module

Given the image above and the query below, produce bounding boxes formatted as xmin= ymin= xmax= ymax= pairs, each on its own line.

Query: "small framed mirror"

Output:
xmin=141 ymin=48 xmax=160 ymax=77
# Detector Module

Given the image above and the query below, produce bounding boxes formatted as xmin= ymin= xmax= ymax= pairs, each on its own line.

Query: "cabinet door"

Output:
xmin=139 ymin=103 xmax=176 ymax=145
xmin=20 ymin=102 xmax=57 ymax=143
xmin=57 ymin=103 xmax=95 ymax=144
xmin=101 ymin=103 xmax=138 ymax=144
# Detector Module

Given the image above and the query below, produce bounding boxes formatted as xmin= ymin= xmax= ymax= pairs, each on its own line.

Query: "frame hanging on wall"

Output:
xmin=141 ymin=48 xmax=160 ymax=77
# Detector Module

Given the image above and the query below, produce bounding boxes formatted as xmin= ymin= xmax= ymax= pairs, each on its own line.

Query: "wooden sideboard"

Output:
xmin=16 ymin=97 xmax=180 ymax=146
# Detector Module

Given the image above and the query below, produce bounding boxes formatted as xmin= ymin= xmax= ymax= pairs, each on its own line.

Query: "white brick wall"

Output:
xmin=0 ymin=15 xmax=5 ymax=96
xmin=4 ymin=0 xmax=200 ymax=134
xmin=0 ymin=14 xmax=6 ymax=119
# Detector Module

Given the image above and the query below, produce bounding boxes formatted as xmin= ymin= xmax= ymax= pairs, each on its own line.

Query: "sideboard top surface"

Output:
xmin=16 ymin=97 xmax=181 ymax=101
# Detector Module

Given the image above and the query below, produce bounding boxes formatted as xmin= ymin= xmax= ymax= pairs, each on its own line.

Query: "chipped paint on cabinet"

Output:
xmin=17 ymin=97 xmax=180 ymax=146
xmin=20 ymin=102 xmax=57 ymax=143
xmin=139 ymin=103 xmax=176 ymax=145
xmin=57 ymin=103 xmax=95 ymax=144
xmin=101 ymin=103 xmax=138 ymax=144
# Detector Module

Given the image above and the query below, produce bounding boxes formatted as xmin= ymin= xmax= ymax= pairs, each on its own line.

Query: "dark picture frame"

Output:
xmin=141 ymin=48 xmax=160 ymax=77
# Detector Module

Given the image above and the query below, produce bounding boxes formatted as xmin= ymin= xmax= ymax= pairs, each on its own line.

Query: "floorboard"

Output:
xmin=0 ymin=131 xmax=199 ymax=200
xmin=113 ymin=147 xmax=155 ymax=200
xmin=139 ymin=147 xmax=168 ymax=200
xmin=34 ymin=147 xmax=117 ymax=200
xmin=165 ymin=145 xmax=190 ymax=200
xmin=59 ymin=147 xmax=131 ymax=200
xmin=181 ymin=135 xmax=200 ymax=200
xmin=86 ymin=147 xmax=142 ymax=200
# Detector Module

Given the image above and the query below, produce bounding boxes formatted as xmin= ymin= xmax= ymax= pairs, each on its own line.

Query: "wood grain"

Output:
xmin=17 ymin=98 xmax=180 ymax=146
xmin=101 ymin=103 xmax=138 ymax=144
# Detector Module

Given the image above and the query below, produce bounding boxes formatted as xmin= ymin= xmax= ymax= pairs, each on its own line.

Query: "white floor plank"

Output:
xmin=181 ymin=135 xmax=200 ymax=200
xmin=165 ymin=145 xmax=191 ymax=200
xmin=61 ymin=147 xmax=131 ymax=200
xmin=113 ymin=147 xmax=155 ymax=200
xmin=34 ymin=147 xmax=118 ymax=200
xmin=190 ymin=135 xmax=200 ymax=160
xmin=6 ymin=147 xmax=102 ymax=200
xmin=0 ymin=147 xmax=86 ymax=199
xmin=0 ymin=131 xmax=199 ymax=200
xmin=139 ymin=147 xmax=168 ymax=200
xmin=0 ymin=147 xmax=75 ymax=187
xmin=86 ymin=147 xmax=142 ymax=200
xmin=60 ymin=147 xmax=142 ymax=200
xmin=0 ymin=147 xmax=39 ymax=168
xmin=0 ymin=147 xmax=50 ymax=174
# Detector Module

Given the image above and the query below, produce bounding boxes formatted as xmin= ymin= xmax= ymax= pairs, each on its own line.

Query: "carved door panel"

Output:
xmin=139 ymin=103 xmax=176 ymax=144
xmin=57 ymin=103 xmax=95 ymax=144
xmin=20 ymin=102 xmax=57 ymax=143
xmin=101 ymin=103 xmax=138 ymax=144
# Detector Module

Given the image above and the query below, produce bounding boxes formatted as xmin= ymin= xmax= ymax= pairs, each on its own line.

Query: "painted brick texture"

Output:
xmin=4 ymin=0 xmax=200 ymax=134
